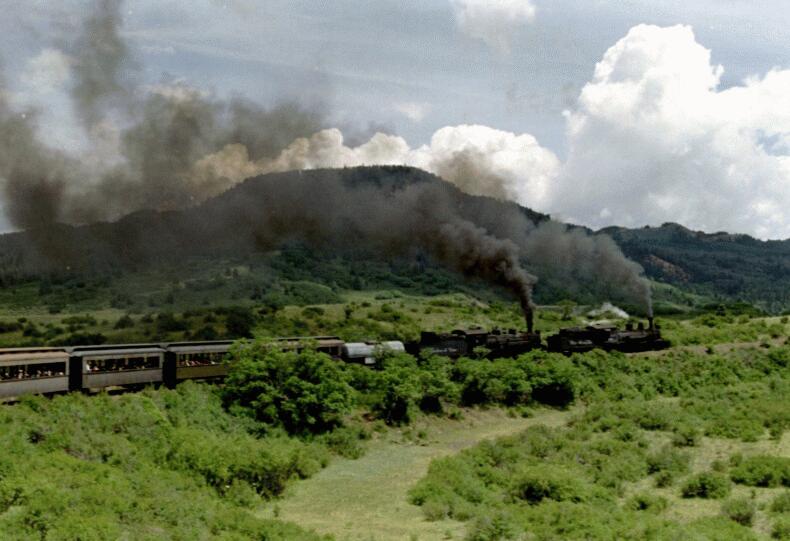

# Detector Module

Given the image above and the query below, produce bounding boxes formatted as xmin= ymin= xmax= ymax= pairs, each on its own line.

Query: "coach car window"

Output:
xmin=177 ymin=352 xmax=225 ymax=366
xmin=0 ymin=362 xmax=66 ymax=381
xmin=86 ymin=355 xmax=160 ymax=372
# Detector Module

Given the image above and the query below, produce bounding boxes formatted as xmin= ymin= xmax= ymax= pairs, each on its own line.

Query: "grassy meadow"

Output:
xmin=0 ymin=279 xmax=786 ymax=539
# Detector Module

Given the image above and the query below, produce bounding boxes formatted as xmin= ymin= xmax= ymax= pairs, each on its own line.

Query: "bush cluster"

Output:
xmin=0 ymin=383 xmax=328 ymax=539
xmin=731 ymin=456 xmax=790 ymax=488
xmin=681 ymin=472 xmax=731 ymax=499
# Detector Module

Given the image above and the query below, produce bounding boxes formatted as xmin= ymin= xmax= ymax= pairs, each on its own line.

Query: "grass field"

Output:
xmin=259 ymin=408 xmax=572 ymax=540
xmin=258 ymin=405 xmax=788 ymax=540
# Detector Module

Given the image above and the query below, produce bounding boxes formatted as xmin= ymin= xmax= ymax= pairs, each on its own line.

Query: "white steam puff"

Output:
xmin=451 ymin=0 xmax=537 ymax=53
xmin=587 ymin=302 xmax=629 ymax=320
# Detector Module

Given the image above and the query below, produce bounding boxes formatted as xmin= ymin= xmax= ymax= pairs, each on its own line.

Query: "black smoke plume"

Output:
xmin=1 ymin=0 xmax=326 ymax=229
xmin=0 ymin=1 xmax=653 ymax=316
xmin=213 ymin=169 xmax=539 ymax=317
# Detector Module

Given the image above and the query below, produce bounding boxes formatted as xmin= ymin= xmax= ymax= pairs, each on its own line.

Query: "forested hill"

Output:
xmin=605 ymin=223 xmax=790 ymax=312
xmin=0 ymin=166 xmax=788 ymax=311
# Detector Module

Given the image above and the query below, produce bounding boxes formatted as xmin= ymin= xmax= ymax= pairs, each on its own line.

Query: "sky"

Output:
xmin=1 ymin=0 xmax=789 ymax=238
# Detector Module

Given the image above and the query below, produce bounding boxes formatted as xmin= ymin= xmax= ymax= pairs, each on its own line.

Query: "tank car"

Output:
xmin=342 ymin=341 xmax=406 ymax=365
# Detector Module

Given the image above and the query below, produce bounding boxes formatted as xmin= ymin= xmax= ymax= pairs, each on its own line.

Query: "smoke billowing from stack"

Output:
xmin=0 ymin=0 xmax=652 ymax=317
xmin=229 ymin=170 xmax=538 ymax=321
xmin=1 ymin=0 xmax=326 ymax=229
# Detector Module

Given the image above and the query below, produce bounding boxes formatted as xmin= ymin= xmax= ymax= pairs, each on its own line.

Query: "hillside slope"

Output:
xmin=606 ymin=223 xmax=790 ymax=312
xmin=0 ymin=166 xmax=787 ymax=311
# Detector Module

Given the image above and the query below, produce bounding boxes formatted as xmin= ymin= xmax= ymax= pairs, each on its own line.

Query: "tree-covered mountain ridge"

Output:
xmin=0 ymin=166 xmax=787 ymax=312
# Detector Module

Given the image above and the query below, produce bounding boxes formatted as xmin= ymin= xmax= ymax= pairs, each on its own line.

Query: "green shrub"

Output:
xmin=771 ymin=491 xmax=790 ymax=514
xmin=222 ymin=345 xmax=354 ymax=435
xmin=113 ymin=314 xmax=135 ymax=329
xmin=682 ymin=472 xmax=731 ymax=499
xmin=647 ymin=446 xmax=690 ymax=480
xmin=456 ymin=359 xmax=531 ymax=407
xmin=510 ymin=466 xmax=603 ymax=505
xmin=466 ymin=512 xmax=519 ymax=541
xmin=371 ymin=363 xmax=422 ymax=425
xmin=672 ymin=424 xmax=701 ymax=447
xmin=156 ymin=312 xmax=187 ymax=333
xmin=0 ymin=384 xmax=327 ymax=540
xmin=686 ymin=516 xmax=760 ymax=540
xmin=721 ymin=497 xmax=756 ymax=526
xmin=773 ymin=517 xmax=790 ymax=540
xmin=225 ymin=306 xmax=256 ymax=338
xmin=191 ymin=324 xmax=219 ymax=341
xmin=319 ymin=425 xmax=370 ymax=459
xmin=523 ymin=355 xmax=579 ymax=407
xmin=626 ymin=492 xmax=668 ymax=513
xmin=282 ymin=281 xmax=341 ymax=305
xmin=731 ymin=456 xmax=790 ymax=487
xmin=301 ymin=306 xmax=326 ymax=318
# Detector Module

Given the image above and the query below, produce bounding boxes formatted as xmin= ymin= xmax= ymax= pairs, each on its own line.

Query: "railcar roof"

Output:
xmin=168 ymin=344 xmax=231 ymax=354
xmin=75 ymin=347 xmax=165 ymax=357
xmin=0 ymin=351 xmax=70 ymax=363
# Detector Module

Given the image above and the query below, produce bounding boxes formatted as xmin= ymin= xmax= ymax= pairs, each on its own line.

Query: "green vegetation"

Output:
xmin=682 ymin=472 xmax=731 ymax=499
xmin=0 ymin=283 xmax=787 ymax=539
xmin=222 ymin=346 xmax=355 ymax=435
xmin=608 ymin=222 xmax=790 ymax=313
xmin=731 ymin=456 xmax=790 ymax=488
xmin=406 ymin=341 xmax=788 ymax=540
xmin=0 ymin=383 xmax=329 ymax=539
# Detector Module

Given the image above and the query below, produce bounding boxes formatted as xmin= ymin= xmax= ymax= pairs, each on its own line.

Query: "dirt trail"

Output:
xmin=259 ymin=408 xmax=572 ymax=541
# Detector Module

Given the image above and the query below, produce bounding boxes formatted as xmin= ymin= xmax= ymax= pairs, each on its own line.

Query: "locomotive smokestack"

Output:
xmin=648 ymin=316 xmax=654 ymax=331
xmin=520 ymin=296 xmax=534 ymax=334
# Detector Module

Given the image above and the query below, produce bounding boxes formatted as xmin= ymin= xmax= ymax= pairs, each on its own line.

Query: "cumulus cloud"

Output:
xmin=194 ymin=125 xmax=560 ymax=208
xmin=552 ymin=24 xmax=790 ymax=239
xmin=194 ymin=24 xmax=790 ymax=239
xmin=451 ymin=0 xmax=536 ymax=53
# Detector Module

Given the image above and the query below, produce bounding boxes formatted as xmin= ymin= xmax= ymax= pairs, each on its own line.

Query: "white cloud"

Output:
xmin=199 ymin=24 xmax=790 ymax=239
xmin=451 ymin=0 xmax=536 ymax=53
xmin=195 ymin=125 xmax=559 ymax=207
xmin=394 ymin=102 xmax=430 ymax=122
xmin=419 ymin=125 xmax=558 ymax=205
xmin=552 ymin=24 xmax=790 ymax=239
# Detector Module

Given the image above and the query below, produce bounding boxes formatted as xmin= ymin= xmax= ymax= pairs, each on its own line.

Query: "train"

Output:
xmin=0 ymin=317 xmax=669 ymax=400
xmin=0 ymin=337 xmax=410 ymax=400
xmin=545 ymin=318 xmax=670 ymax=354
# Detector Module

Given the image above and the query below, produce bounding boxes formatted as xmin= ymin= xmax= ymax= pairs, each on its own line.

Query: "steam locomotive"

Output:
xmin=545 ymin=317 xmax=670 ymax=354
xmin=408 ymin=317 xmax=668 ymax=360
xmin=0 ymin=317 xmax=669 ymax=400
